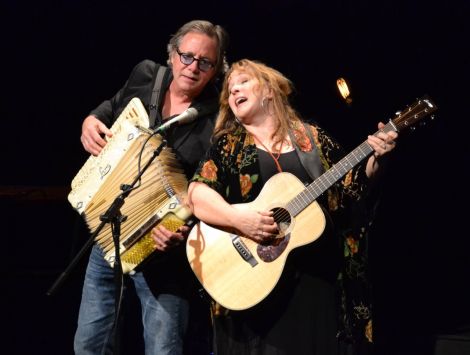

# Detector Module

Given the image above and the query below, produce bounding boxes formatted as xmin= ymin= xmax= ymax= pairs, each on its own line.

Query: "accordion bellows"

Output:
xmin=68 ymin=98 xmax=191 ymax=273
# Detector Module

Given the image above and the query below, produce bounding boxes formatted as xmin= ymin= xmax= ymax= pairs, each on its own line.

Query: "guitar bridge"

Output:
xmin=230 ymin=234 xmax=258 ymax=267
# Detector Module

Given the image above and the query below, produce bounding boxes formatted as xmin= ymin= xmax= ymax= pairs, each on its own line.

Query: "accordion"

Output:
xmin=68 ymin=98 xmax=191 ymax=273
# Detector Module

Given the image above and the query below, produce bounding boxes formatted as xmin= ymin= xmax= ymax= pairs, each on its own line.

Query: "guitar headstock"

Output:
xmin=391 ymin=95 xmax=438 ymax=132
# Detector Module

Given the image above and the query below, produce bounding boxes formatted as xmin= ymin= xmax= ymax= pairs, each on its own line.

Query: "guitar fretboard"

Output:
xmin=287 ymin=121 xmax=397 ymax=216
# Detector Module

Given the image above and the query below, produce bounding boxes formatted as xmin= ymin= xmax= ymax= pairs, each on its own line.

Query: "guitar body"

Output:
xmin=186 ymin=172 xmax=326 ymax=310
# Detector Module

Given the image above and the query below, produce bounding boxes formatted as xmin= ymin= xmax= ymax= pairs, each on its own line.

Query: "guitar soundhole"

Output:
xmin=257 ymin=207 xmax=291 ymax=262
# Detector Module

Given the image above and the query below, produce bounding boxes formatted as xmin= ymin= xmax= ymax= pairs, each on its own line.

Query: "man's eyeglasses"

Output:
xmin=176 ymin=48 xmax=215 ymax=72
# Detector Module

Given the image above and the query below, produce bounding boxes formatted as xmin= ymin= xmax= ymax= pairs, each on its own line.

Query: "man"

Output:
xmin=75 ymin=20 xmax=229 ymax=354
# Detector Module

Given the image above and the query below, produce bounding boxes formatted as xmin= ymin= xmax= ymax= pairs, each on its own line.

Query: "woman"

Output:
xmin=188 ymin=59 xmax=397 ymax=354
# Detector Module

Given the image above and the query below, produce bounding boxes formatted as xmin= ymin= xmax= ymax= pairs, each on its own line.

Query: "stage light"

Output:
xmin=337 ymin=77 xmax=352 ymax=104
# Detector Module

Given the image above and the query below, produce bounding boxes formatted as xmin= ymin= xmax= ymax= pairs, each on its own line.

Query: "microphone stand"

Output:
xmin=47 ymin=138 xmax=168 ymax=296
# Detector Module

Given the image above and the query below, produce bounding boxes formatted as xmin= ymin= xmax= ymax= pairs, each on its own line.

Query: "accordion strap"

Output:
xmin=149 ymin=65 xmax=170 ymax=127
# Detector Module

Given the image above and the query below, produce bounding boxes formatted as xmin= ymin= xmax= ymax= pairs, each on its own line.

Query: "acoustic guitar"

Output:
xmin=186 ymin=96 xmax=437 ymax=310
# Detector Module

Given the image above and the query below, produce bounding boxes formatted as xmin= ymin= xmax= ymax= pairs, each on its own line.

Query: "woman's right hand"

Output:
xmin=234 ymin=209 xmax=279 ymax=243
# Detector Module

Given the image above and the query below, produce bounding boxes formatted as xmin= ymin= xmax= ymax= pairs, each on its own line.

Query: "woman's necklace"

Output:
xmin=253 ymin=135 xmax=284 ymax=173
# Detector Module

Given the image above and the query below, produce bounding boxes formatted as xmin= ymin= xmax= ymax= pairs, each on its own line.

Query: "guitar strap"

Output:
xmin=149 ymin=65 xmax=171 ymax=128
xmin=288 ymin=122 xmax=324 ymax=181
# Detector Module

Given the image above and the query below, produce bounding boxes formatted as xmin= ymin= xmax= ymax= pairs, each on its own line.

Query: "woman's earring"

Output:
xmin=261 ymin=96 xmax=271 ymax=114
xmin=261 ymin=96 xmax=267 ymax=109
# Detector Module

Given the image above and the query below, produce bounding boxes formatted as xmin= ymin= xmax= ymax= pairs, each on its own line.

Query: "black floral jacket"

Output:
xmin=191 ymin=121 xmax=376 ymax=347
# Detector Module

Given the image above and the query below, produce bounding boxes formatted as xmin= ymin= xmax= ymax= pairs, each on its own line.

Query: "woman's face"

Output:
xmin=227 ymin=70 xmax=265 ymax=123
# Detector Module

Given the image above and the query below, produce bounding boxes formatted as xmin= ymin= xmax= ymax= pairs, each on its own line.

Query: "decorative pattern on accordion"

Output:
xmin=67 ymin=98 xmax=192 ymax=273
xmin=68 ymin=97 xmax=151 ymax=213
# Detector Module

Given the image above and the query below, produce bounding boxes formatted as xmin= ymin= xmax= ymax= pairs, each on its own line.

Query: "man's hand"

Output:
xmin=151 ymin=224 xmax=190 ymax=252
xmin=81 ymin=115 xmax=113 ymax=156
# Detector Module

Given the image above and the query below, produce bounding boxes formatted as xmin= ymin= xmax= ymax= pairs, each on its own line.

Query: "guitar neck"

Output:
xmin=287 ymin=121 xmax=398 ymax=216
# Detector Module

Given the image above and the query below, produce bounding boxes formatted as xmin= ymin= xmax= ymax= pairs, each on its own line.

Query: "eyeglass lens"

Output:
xmin=178 ymin=50 xmax=214 ymax=72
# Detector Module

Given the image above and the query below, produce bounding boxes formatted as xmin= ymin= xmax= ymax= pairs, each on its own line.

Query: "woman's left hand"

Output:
xmin=367 ymin=122 xmax=398 ymax=159
xmin=365 ymin=122 xmax=398 ymax=178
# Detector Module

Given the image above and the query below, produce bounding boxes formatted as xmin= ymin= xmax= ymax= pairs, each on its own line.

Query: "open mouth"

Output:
xmin=235 ymin=97 xmax=247 ymax=106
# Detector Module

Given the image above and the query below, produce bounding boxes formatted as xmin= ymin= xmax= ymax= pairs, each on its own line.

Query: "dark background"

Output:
xmin=2 ymin=0 xmax=469 ymax=354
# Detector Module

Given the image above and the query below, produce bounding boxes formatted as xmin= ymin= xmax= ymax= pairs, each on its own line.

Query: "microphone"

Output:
xmin=154 ymin=107 xmax=199 ymax=133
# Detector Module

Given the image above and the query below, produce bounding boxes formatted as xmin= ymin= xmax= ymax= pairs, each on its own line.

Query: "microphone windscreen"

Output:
xmin=180 ymin=107 xmax=199 ymax=124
